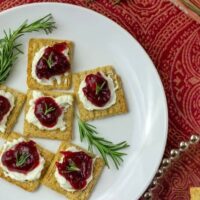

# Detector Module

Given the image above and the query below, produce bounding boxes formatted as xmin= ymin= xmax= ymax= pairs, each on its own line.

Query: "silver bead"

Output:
xmin=179 ymin=141 xmax=189 ymax=151
xmin=152 ymin=179 xmax=158 ymax=186
xmin=190 ymin=135 xmax=200 ymax=144
xmin=162 ymin=158 xmax=171 ymax=168
xmin=144 ymin=191 xmax=152 ymax=199
xmin=150 ymin=180 xmax=157 ymax=189
xmin=170 ymin=149 xmax=179 ymax=159
xmin=156 ymin=169 xmax=163 ymax=178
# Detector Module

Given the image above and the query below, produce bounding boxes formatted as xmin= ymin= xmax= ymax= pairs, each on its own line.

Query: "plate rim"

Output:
xmin=0 ymin=2 xmax=168 ymax=199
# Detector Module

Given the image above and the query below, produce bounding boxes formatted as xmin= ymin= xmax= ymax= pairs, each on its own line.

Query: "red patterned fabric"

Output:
xmin=0 ymin=0 xmax=200 ymax=199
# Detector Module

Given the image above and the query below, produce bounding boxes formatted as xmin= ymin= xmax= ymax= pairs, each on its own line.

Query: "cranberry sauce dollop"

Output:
xmin=1 ymin=140 xmax=40 ymax=174
xmin=82 ymin=72 xmax=111 ymax=107
xmin=0 ymin=95 xmax=11 ymax=122
xmin=56 ymin=151 xmax=93 ymax=190
xmin=34 ymin=97 xmax=62 ymax=128
xmin=36 ymin=42 xmax=70 ymax=79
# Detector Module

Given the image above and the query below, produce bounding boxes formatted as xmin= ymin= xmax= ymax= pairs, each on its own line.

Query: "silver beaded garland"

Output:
xmin=143 ymin=134 xmax=200 ymax=200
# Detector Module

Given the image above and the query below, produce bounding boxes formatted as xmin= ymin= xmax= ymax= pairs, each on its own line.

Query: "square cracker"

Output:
xmin=42 ymin=142 xmax=105 ymax=200
xmin=23 ymin=90 xmax=74 ymax=141
xmin=73 ymin=66 xmax=128 ymax=121
xmin=27 ymin=38 xmax=73 ymax=90
xmin=0 ymin=132 xmax=54 ymax=192
xmin=190 ymin=187 xmax=200 ymax=200
xmin=0 ymin=85 xmax=26 ymax=139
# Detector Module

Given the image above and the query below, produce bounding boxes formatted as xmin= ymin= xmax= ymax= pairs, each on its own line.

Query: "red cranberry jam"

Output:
xmin=82 ymin=72 xmax=111 ymax=107
xmin=0 ymin=95 xmax=11 ymax=122
xmin=56 ymin=151 xmax=93 ymax=190
xmin=1 ymin=140 xmax=40 ymax=174
xmin=34 ymin=97 xmax=62 ymax=128
xmin=36 ymin=42 xmax=70 ymax=80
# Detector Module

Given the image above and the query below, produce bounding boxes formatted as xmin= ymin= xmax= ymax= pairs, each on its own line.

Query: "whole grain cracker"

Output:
xmin=0 ymin=85 xmax=26 ymax=139
xmin=42 ymin=142 xmax=105 ymax=200
xmin=27 ymin=38 xmax=73 ymax=90
xmin=73 ymin=66 xmax=128 ymax=121
xmin=0 ymin=132 xmax=54 ymax=192
xmin=23 ymin=90 xmax=74 ymax=141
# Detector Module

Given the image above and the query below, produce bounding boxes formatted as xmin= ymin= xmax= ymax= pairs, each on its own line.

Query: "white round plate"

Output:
xmin=0 ymin=3 xmax=168 ymax=200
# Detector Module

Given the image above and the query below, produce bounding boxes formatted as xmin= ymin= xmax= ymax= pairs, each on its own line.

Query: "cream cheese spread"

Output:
xmin=0 ymin=138 xmax=45 ymax=182
xmin=26 ymin=90 xmax=73 ymax=131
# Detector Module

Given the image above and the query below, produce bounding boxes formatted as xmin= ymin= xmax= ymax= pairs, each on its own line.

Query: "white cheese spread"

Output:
xmin=26 ymin=90 xmax=73 ymax=131
xmin=0 ymin=90 xmax=15 ymax=133
xmin=55 ymin=146 xmax=95 ymax=192
xmin=0 ymin=138 xmax=45 ymax=182
xmin=78 ymin=72 xmax=117 ymax=110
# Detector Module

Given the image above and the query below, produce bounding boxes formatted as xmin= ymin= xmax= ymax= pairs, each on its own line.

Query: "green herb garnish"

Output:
xmin=77 ymin=117 xmax=129 ymax=169
xmin=180 ymin=0 xmax=200 ymax=15
xmin=113 ymin=0 xmax=121 ymax=5
xmin=43 ymin=52 xmax=54 ymax=69
xmin=44 ymin=103 xmax=55 ymax=115
xmin=95 ymin=81 xmax=106 ymax=95
xmin=67 ymin=160 xmax=81 ymax=172
xmin=16 ymin=152 xmax=30 ymax=167
xmin=86 ymin=0 xmax=121 ymax=5
xmin=0 ymin=14 xmax=56 ymax=83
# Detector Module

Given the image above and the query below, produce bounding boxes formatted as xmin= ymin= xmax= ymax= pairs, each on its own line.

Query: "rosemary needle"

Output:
xmin=77 ymin=117 xmax=129 ymax=169
xmin=44 ymin=103 xmax=55 ymax=115
xmin=0 ymin=14 xmax=56 ymax=83
xmin=86 ymin=0 xmax=121 ymax=5
xmin=16 ymin=152 xmax=30 ymax=167
xmin=180 ymin=0 xmax=200 ymax=15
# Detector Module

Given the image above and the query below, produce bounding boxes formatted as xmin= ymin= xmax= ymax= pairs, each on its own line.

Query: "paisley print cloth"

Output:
xmin=0 ymin=0 xmax=200 ymax=199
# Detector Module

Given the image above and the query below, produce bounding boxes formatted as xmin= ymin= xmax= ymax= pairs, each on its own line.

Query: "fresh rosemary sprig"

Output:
xmin=77 ymin=117 xmax=129 ymax=169
xmin=180 ymin=0 xmax=200 ymax=15
xmin=43 ymin=52 xmax=54 ymax=69
xmin=44 ymin=103 xmax=55 ymax=115
xmin=86 ymin=0 xmax=121 ymax=5
xmin=95 ymin=81 xmax=106 ymax=95
xmin=0 ymin=14 xmax=56 ymax=83
xmin=113 ymin=0 xmax=121 ymax=5
xmin=67 ymin=160 xmax=81 ymax=172
xmin=16 ymin=152 xmax=30 ymax=167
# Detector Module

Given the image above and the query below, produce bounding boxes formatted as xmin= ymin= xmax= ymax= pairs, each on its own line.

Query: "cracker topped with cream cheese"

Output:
xmin=73 ymin=65 xmax=128 ymax=121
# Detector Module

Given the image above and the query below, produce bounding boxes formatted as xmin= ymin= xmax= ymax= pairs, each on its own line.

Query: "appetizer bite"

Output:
xmin=0 ymin=85 xmax=26 ymax=139
xmin=27 ymin=38 xmax=73 ymax=90
xmin=24 ymin=90 xmax=74 ymax=141
xmin=42 ymin=143 xmax=104 ymax=200
xmin=0 ymin=132 xmax=54 ymax=191
xmin=73 ymin=66 xmax=128 ymax=121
